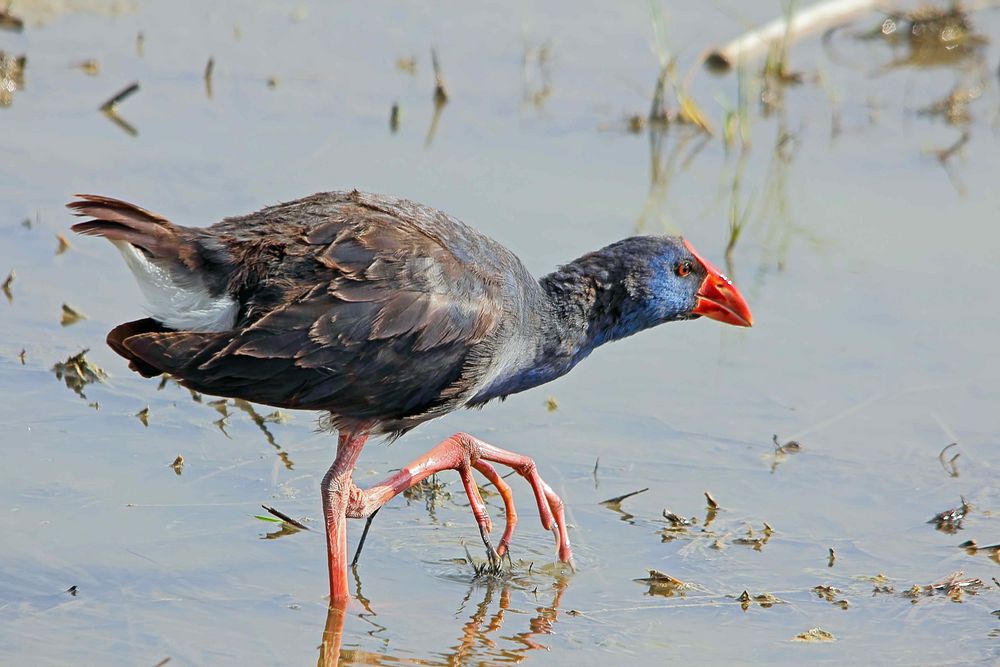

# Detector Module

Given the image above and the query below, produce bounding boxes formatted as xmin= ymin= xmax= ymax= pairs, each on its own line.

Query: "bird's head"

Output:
xmin=629 ymin=236 xmax=753 ymax=329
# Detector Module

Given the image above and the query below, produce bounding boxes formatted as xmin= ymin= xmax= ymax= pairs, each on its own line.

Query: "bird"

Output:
xmin=68 ymin=189 xmax=752 ymax=602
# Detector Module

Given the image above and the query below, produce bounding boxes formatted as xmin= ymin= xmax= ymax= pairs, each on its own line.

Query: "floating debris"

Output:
xmin=600 ymin=487 xmax=649 ymax=522
xmin=0 ymin=50 xmax=26 ymax=107
xmin=828 ymin=547 xmax=836 ymax=567
xmin=135 ymin=406 xmax=150 ymax=427
xmin=601 ymin=488 xmax=649 ymax=506
xmin=60 ymin=303 xmax=86 ymax=326
xmin=395 ymin=56 xmax=417 ymax=74
xmin=959 ymin=539 xmax=1000 ymax=556
xmin=626 ymin=114 xmax=646 ymax=134
xmin=813 ymin=585 xmax=849 ymax=609
xmin=752 ymin=592 xmax=779 ymax=608
xmin=733 ymin=590 xmax=782 ymax=610
xmin=544 ymin=396 xmax=559 ymax=412
xmin=704 ymin=491 xmax=720 ymax=509
xmin=938 ymin=442 xmax=961 ymax=477
xmin=928 ymin=496 xmax=971 ymax=533
xmin=389 ymin=102 xmax=400 ymax=133
xmin=662 ymin=509 xmax=696 ymax=528
xmin=18 ymin=349 xmax=26 ymax=364
xmin=170 ymin=455 xmax=184 ymax=475
xmin=74 ymin=59 xmax=100 ymax=76
xmin=266 ymin=76 xmax=278 ymax=88
xmin=66 ymin=585 xmax=77 ymax=596
xmin=135 ymin=31 xmax=144 ymax=57
xmin=634 ymin=569 xmax=686 ymax=597
xmin=772 ymin=434 xmax=802 ymax=453
xmin=52 ymin=349 xmax=107 ymax=398
xmin=794 ymin=627 xmax=835 ymax=642
xmin=0 ymin=4 xmax=23 ymax=32
xmin=2 ymin=270 xmax=13 ymax=302
xmin=99 ymin=81 xmax=139 ymax=113
xmin=56 ymin=233 xmax=70 ymax=255
xmin=813 ymin=584 xmax=838 ymax=601
xmin=903 ymin=570 xmax=986 ymax=603
xmin=100 ymin=82 xmax=140 ymax=136
xmin=204 ymin=57 xmax=214 ymax=98
xmin=733 ymin=524 xmax=773 ymax=551
xmin=403 ymin=473 xmax=450 ymax=505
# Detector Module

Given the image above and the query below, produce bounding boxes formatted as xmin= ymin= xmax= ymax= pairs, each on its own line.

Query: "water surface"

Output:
xmin=1 ymin=1 xmax=998 ymax=664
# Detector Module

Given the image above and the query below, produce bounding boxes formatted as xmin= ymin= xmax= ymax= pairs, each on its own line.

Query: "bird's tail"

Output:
xmin=67 ymin=194 xmax=238 ymax=332
xmin=67 ymin=194 xmax=182 ymax=260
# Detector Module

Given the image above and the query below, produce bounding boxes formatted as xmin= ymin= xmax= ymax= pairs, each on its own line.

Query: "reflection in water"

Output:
xmin=520 ymin=37 xmax=553 ymax=111
xmin=634 ymin=125 xmax=709 ymax=234
xmin=232 ymin=398 xmax=295 ymax=469
xmin=599 ymin=487 xmax=649 ymax=526
xmin=424 ymin=48 xmax=449 ymax=149
xmin=875 ymin=5 xmax=987 ymax=71
xmin=318 ymin=574 xmax=570 ymax=666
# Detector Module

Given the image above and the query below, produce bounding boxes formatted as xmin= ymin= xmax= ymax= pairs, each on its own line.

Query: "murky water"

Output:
xmin=2 ymin=1 xmax=999 ymax=664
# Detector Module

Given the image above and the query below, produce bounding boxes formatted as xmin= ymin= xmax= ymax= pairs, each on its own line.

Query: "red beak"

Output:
xmin=685 ymin=240 xmax=753 ymax=328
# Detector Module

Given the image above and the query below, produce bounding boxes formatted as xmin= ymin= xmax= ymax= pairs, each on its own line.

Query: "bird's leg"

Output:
xmin=322 ymin=430 xmax=369 ymax=602
xmin=345 ymin=432 xmax=570 ymax=564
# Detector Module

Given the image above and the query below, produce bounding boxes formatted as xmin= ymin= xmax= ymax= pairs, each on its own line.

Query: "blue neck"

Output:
xmin=468 ymin=239 xmax=674 ymax=405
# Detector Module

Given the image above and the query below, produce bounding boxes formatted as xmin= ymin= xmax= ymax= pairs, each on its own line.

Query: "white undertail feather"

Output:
xmin=112 ymin=241 xmax=238 ymax=332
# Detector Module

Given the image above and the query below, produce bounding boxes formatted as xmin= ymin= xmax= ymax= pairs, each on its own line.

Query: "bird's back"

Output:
xmin=71 ymin=190 xmax=538 ymax=435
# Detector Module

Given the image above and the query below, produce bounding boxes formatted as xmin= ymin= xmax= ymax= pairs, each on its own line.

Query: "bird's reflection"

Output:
xmin=318 ymin=570 xmax=570 ymax=666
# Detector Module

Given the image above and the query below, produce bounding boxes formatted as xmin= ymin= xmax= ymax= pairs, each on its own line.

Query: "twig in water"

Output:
xmin=262 ymin=504 xmax=310 ymax=531
xmin=600 ymin=488 xmax=649 ymax=506
xmin=99 ymin=81 xmax=140 ymax=113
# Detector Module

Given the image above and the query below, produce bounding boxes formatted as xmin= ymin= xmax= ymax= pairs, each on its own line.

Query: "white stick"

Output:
xmin=706 ymin=0 xmax=884 ymax=71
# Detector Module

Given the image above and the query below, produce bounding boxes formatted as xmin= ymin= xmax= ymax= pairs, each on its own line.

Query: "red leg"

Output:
xmin=345 ymin=432 xmax=571 ymax=564
xmin=322 ymin=430 xmax=368 ymax=602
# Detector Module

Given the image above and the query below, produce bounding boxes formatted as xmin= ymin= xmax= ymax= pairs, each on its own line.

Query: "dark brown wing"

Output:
xmin=117 ymin=198 xmax=508 ymax=434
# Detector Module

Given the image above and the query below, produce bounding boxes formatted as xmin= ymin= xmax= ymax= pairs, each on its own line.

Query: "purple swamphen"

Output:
xmin=68 ymin=190 xmax=753 ymax=601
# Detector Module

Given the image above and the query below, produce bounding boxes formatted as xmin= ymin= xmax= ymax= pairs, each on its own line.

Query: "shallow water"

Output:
xmin=1 ymin=1 xmax=999 ymax=665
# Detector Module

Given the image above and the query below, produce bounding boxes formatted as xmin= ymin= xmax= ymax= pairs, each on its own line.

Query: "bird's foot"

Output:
xmin=343 ymin=431 xmax=572 ymax=566
xmin=427 ymin=432 xmax=572 ymax=564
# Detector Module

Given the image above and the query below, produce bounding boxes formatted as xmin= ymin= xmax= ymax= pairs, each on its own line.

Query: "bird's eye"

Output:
xmin=675 ymin=261 xmax=693 ymax=277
